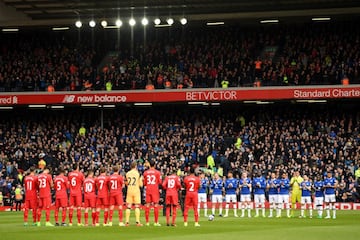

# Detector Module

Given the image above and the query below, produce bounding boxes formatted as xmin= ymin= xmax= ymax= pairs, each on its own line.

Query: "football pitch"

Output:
xmin=0 ymin=210 xmax=358 ymax=240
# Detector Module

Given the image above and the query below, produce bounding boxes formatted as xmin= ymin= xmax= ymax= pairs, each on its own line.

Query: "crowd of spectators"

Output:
xmin=0 ymin=103 xmax=360 ymax=205
xmin=0 ymin=21 xmax=359 ymax=92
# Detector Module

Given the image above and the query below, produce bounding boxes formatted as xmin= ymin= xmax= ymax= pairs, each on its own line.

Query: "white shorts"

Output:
xmin=324 ymin=194 xmax=336 ymax=203
xmin=314 ymin=197 xmax=324 ymax=206
xmin=254 ymin=194 xmax=265 ymax=204
xmin=277 ymin=194 xmax=289 ymax=204
xmin=301 ymin=196 xmax=312 ymax=204
xmin=268 ymin=194 xmax=278 ymax=204
xmin=225 ymin=194 xmax=237 ymax=203
xmin=240 ymin=194 xmax=251 ymax=202
xmin=212 ymin=195 xmax=223 ymax=203
xmin=198 ymin=193 xmax=207 ymax=203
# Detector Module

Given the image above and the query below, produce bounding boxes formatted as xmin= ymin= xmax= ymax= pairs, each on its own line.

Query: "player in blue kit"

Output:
xmin=253 ymin=172 xmax=266 ymax=217
xmin=267 ymin=172 xmax=279 ymax=218
xmin=300 ymin=175 xmax=312 ymax=218
xmin=210 ymin=173 xmax=224 ymax=216
xmin=313 ymin=175 xmax=324 ymax=218
xmin=224 ymin=171 xmax=239 ymax=217
xmin=198 ymin=172 xmax=209 ymax=217
xmin=239 ymin=172 xmax=252 ymax=218
xmin=277 ymin=172 xmax=291 ymax=218
xmin=324 ymin=172 xmax=337 ymax=219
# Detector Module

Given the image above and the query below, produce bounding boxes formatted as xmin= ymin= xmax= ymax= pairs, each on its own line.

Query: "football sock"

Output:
xmin=37 ymin=209 xmax=42 ymax=222
xmin=332 ymin=205 xmax=336 ymax=217
xmin=135 ymin=208 xmax=140 ymax=223
xmin=32 ymin=210 xmax=37 ymax=223
xmin=55 ymin=209 xmax=59 ymax=222
xmin=145 ymin=207 xmax=150 ymax=223
xmin=172 ymin=206 xmax=177 ymax=224
xmin=125 ymin=209 xmax=131 ymax=223
xmin=62 ymin=209 xmax=66 ymax=223
xmin=46 ymin=208 xmax=50 ymax=222
xmin=77 ymin=209 xmax=81 ymax=224
xmin=84 ymin=212 xmax=88 ymax=225
xmin=225 ymin=204 xmax=229 ymax=215
xmin=24 ymin=209 xmax=29 ymax=222
xmin=92 ymin=212 xmax=96 ymax=225
xmin=104 ymin=210 xmax=109 ymax=224
xmin=69 ymin=209 xmax=73 ymax=223
xmin=166 ymin=207 xmax=170 ymax=224
xmin=154 ymin=206 xmax=159 ymax=223
xmin=119 ymin=209 xmax=123 ymax=223
xmin=109 ymin=209 xmax=114 ymax=222
xmin=184 ymin=207 xmax=188 ymax=222
xmin=204 ymin=204 xmax=208 ymax=216
xmin=96 ymin=211 xmax=100 ymax=224
xmin=194 ymin=206 xmax=199 ymax=222
xmin=219 ymin=206 xmax=223 ymax=215
xmin=212 ymin=207 xmax=215 ymax=215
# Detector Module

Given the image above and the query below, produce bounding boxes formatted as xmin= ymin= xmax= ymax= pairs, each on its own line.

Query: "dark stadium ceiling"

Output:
xmin=1 ymin=0 xmax=360 ymax=27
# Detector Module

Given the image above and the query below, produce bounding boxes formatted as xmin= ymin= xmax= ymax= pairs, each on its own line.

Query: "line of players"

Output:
xmin=198 ymin=170 xmax=338 ymax=219
xmin=23 ymin=160 xmax=202 ymax=227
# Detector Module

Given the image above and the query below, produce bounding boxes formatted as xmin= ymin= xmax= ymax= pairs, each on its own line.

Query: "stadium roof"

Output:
xmin=1 ymin=0 xmax=360 ymax=27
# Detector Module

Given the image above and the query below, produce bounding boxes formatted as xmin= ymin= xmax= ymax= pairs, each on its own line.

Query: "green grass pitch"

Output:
xmin=0 ymin=210 xmax=358 ymax=240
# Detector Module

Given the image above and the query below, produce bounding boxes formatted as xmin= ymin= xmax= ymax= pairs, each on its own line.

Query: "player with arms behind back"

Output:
xmin=324 ymin=171 xmax=338 ymax=219
xmin=108 ymin=165 xmax=125 ymax=226
xmin=183 ymin=168 xmax=201 ymax=227
xmin=162 ymin=169 xmax=181 ymax=226
xmin=23 ymin=166 xmax=38 ymax=226
xmin=125 ymin=161 xmax=143 ymax=226
xmin=68 ymin=163 xmax=85 ymax=226
xmin=143 ymin=160 xmax=162 ymax=226
xmin=54 ymin=167 xmax=69 ymax=226
xmin=83 ymin=170 xmax=97 ymax=226
xmin=37 ymin=169 xmax=54 ymax=226
xmin=95 ymin=167 xmax=110 ymax=226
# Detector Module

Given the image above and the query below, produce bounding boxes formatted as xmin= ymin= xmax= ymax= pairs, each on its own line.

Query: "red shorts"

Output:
xmin=84 ymin=197 xmax=96 ymax=209
xmin=69 ymin=195 xmax=82 ymax=207
xmin=185 ymin=195 xmax=198 ymax=207
xmin=146 ymin=192 xmax=160 ymax=203
xmin=109 ymin=195 xmax=123 ymax=206
xmin=25 ymin=199 xmax=37 ymax=210
xmin=166 ymin=195 xmax=178 ymax=205
xmin=97 ymin=197 xmax=109 ymax=207
xmin=38 ymin=197 xmax=51 ymax=209
xmin=55 ymin=198 xmax=68 ymax=208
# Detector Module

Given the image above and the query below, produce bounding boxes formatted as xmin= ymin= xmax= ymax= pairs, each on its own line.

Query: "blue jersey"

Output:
xmin=210 ymin=179 xmax=223 ymax=195
xmin=225 ymin=178 xmax=238 ymax=195
xmin=324 ymin=177 xmax=336 ymax=195
xmin=239 ymin=178 xmax=251 ymax=195
xmin=279 ymin=178 xmax=290 ymax=195
xmin=314 ymin=181 xmax=324 ymax=198
xmin=198 ymin=178 xmax=208 ymax=194
xmin=267 ymin=178 xmax=279 ymax=195
xmin=301 ymin=181 xmax=312 ymax=197
xmin=253 ymin=177 xmax=266 ymax=195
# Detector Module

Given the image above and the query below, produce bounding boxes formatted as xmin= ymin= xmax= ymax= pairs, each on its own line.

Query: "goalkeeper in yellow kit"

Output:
xmin=290 ymin=171 xmax=303 ymax=217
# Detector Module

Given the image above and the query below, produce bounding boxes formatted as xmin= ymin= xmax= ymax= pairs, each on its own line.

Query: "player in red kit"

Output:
xmin=54 ymin=167 xmax=69 ymax=226
xmin=183 ymin=168 xmax=201 ymax=227
xmin=143 ymin=160 xmax=162 ymax=226
xmin=83 ymin=170 xmax=97 ymax=226
xmin=37 ymin=169 xmax=54 ymax=226
xmin=95 ymin=167 xmax=110 ymax=226
xmin=108 ymin=166 xmax=125 ymax=227
xmin=23 ymin=167 xmax=38 ymax=226
xmin=162 ymin=169 xmax=181 ymax=226
xmin=68 ymin=163 xmax=84 ymax=226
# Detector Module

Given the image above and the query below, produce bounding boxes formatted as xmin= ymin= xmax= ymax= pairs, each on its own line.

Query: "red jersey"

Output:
xmin=109 ymin=174 xmax=124 ymax=197
xmin=54 ymin=175 xmax=69 ymax=199
xmin=24 ymin=175 xmax=38 ymax=200
xmin=38 ymin=173 xmax=53 ymax=198
xmin=96 ymin=175 xmax=109 ymax=198
xmin=143 ymin=168 xmax=162 ymax=194
xmin=162 ymin=174 xmax=181 ymax=196
xmin=184 ymin=175 xmax=200 ymax=194
xmin=83 ymin=177 xmax=96 ymax=198
xmin=68 ymin=170 xmax=84 ymax=196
